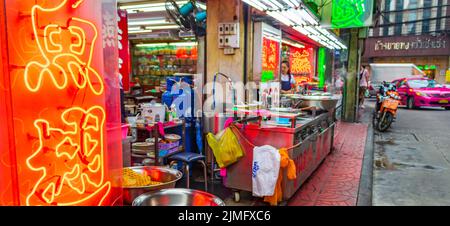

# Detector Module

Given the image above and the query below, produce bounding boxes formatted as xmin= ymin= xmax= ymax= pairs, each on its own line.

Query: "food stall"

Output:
xmin=224 ymin=99 xmax=338 ymax=202
xmin=203 ymin=2 xmax=344 ymax=205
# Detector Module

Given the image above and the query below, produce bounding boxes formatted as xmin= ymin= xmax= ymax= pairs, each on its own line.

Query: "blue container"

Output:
xmin=162 ymin=91 xmax=174 ymax=107
xmin=171 ymin=89 xmax=195 ymax=118
xmin=196 ymin=11 xmax=207 ymax=22
xmin=179 ymin=2 xmax=194 ymax=16
xmin=166 ymin=76 xmax=194 ymax=93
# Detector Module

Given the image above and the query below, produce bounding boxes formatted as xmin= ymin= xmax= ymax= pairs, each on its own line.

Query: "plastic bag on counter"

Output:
xmin=206 ymin=128 xmax=244 ymax=168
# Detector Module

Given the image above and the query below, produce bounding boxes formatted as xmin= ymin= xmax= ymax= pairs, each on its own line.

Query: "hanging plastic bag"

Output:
xmin=252 ymin=145 xmax=280 ymax=197
xmin=206 ymin=128 xmax=244 ymax=168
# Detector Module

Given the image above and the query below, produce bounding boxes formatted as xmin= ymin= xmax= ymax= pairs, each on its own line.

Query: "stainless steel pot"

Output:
xmin=122 ymin=166 xmax=183 ymax=205
xmin=298 ymin=96 xmax=340 ymax=111
xmin=132 ymin=188 xmax=225 ymax=206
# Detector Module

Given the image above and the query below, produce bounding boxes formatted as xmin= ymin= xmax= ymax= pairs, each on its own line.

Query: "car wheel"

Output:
xmin=446 ymin=107 xmax=450 ymax=110
xmin=407 ymin=97 xmax=415 ymax=109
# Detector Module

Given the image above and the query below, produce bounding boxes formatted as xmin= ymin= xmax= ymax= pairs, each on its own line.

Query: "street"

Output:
xmin=368 ymin=99 xmax=450 ymax=205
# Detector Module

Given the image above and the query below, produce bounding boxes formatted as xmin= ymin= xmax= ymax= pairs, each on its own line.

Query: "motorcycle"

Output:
xmin=373 ymin=82 xmax=401 ymax=132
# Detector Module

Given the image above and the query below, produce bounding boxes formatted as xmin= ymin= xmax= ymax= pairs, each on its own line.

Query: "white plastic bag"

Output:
xmin=252 ymin=145 xmax=280 ymax=197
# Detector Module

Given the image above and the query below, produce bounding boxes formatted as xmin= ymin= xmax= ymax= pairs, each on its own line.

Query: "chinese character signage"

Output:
xmin=284 ymin=44 xmax=315 ymax=84
xmin=331 ymin=0 xmax=373 ymax=29
xmin=261 ymin=37 xmax=280 ymax=82
xmin=118 ymin=9 xmax=130 ymax=92
xmin=0 ymin=0 xmax=122 ymax=206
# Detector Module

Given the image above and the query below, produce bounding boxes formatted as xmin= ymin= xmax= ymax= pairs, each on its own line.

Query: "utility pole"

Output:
xmin=343 ymin=28 xmax=360 ymax=122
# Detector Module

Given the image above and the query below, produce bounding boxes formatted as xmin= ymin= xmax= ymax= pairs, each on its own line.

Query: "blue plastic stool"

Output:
xmin=168 ymin=152 xmax=208 ymax=191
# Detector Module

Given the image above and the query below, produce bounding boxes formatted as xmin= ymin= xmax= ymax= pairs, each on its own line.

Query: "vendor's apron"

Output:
xmin=281 ymin=79 xmax=292 ymax=91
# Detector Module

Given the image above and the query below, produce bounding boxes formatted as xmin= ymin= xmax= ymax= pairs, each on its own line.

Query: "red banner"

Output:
xmin=118 ymin=9 xmax=130 ymax=91
xmin=262 ymin=37 xmax=280 ymax=79
xmin=287 ymin=45 xmax=315 ymax=83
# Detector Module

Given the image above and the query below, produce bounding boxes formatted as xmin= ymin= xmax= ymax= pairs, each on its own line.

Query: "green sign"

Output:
xmin=261 ymin=71 xmax=275 ymax=82
xmin=419 ymin=65 xmax=437 ymax=70
xmin=318 ymin=48 xmax=326 ymax=89
xmin=331 ymin=0 xmax=373 ymax=29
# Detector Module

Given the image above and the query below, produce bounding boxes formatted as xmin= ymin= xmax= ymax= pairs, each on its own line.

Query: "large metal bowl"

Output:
xmin=298 ymin=95 xmax=340 ymax=111
xmin=123 ymin=166 xmax=183 ymax=205
xmin=132 ymin=188 xmax=226 ymax=206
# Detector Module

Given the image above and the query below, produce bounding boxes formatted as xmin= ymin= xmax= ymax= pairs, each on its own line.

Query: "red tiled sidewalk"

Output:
xmin=288 ymin=122 xmax=368 ymax=206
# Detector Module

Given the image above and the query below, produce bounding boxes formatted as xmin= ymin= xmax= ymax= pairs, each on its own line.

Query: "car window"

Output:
xmin=407 ymin=79 xmax=438 ymax=88
xmin=399 ymin=80 xmax=408 ymax=88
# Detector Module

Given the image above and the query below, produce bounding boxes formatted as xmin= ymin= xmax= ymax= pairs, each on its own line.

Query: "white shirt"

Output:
xmin=281 ymin=74 xmax=295 ymax=84
xmin=360 ymin=69 xmax=369 ymax=87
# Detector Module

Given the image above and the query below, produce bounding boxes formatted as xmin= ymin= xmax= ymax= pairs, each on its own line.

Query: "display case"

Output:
xmin=132 ymin=43 xmax=198 ymax=87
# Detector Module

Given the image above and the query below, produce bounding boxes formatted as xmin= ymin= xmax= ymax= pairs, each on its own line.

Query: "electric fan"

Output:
xmin=165 ymin=0 xmax=207 ymax=37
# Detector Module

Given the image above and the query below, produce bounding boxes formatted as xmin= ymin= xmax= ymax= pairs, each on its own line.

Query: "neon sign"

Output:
xmin=0 ymin=0 xmax=119 ymax=206
xmin=331 ymin=0 xmax=373 ymax=29
xmin=24 ymin=1 xmax=104 ymax=95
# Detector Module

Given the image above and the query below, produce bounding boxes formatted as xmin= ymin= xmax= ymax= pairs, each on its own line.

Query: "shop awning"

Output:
xmin=241 ymin=0 xmax=347 ymax=50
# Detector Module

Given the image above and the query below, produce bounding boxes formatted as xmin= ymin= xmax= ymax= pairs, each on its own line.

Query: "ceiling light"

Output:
xmin=241 ymin=0 xmax=268 ymax=11
xmin=136 ymin=42 xmax=198 ymax=48
xmin=128 ymin=19 xmax=170 ymax=26
xmin=128 ymin=30 xmax=153 ymax=34
xmin=282 ymin=39 xmax=305 ymax=49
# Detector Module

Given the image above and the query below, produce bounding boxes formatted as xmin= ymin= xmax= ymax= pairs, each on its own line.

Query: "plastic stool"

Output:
xmin=169 ymin=152 xmax=208 ymax=191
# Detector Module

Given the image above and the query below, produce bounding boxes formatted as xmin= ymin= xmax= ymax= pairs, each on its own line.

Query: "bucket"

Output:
xmin=132 ymin=188 xmax=225 ymax=206
xmin=121 ymin=124 xmax=130 ymax=140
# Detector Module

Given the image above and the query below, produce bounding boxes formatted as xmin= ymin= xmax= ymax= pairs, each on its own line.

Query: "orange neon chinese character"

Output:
xmin=26 ymin=106 xmax=110 ymax=206
xmin=22 ymin=0 xmax=111 ymax=206
xmin=24 ymin=0 xmax=104 ymax=95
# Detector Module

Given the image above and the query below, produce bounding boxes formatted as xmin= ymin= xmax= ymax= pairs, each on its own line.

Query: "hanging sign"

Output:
xmin=261 ymin=37 xmax=280 ymax=82
xmin=330 ymin=0 xmax=374 ymax=29
xmin=118 ymin=9 xmax=130 ymax=92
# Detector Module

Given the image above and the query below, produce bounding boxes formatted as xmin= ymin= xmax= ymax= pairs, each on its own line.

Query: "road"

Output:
xmin=367 ymin=99 xmax=450 ymax=205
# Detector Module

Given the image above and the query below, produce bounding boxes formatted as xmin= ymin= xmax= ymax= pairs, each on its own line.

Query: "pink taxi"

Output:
xmin=393 ymin=77 xmax=450 ymax=110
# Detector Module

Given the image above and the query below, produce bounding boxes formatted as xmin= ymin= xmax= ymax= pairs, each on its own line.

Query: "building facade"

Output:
xmin=364 ymin=0 xmax=450 ymax=83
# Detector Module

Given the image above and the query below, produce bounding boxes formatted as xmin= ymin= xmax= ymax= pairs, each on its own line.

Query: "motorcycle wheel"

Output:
xmin=377 ymin=112 xmax=394 ymax=132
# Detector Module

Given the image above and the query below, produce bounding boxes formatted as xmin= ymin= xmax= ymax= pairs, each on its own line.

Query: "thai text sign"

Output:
xmin=364 ymin=35 xmax=450 ymax=58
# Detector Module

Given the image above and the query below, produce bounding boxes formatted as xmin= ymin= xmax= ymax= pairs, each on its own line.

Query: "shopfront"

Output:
xmin=364 ymin=34 xmax=450 ymax=83
xmin=1 ymin=0 xmax=346 ymax=207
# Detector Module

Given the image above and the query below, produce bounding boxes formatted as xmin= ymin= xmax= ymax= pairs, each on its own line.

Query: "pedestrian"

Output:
xmin=359 ymin=65 xmax=370 ymax=109
xmin=335 ymin=76 xmax=344 ymax=94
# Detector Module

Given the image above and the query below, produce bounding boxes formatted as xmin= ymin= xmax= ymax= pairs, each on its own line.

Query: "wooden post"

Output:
xmin=343 ymin=28 xmax=360 ymax=122
xmin=206 ymin=0 xmax=246 ymax=111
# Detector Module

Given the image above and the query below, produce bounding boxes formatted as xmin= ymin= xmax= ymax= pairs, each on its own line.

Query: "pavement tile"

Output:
xmin=288 ymin=122 xmax=368 ymax=206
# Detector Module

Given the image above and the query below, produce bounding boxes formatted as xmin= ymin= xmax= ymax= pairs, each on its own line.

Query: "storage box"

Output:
xmin=141 ymin=103 xmax=166 ymax=123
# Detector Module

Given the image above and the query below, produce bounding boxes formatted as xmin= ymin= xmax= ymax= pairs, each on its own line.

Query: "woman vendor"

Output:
xmin=280 ymin=61 xmax=296 ymax=94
